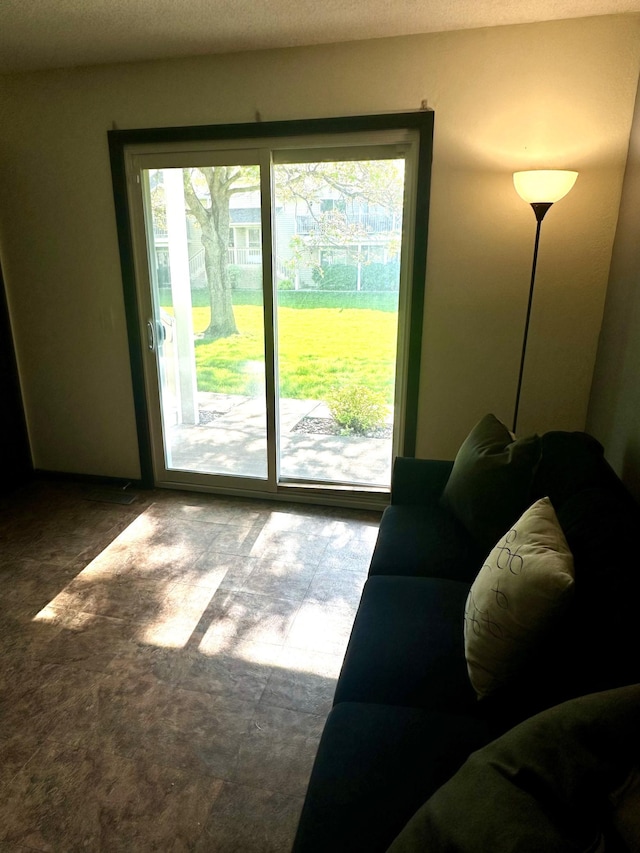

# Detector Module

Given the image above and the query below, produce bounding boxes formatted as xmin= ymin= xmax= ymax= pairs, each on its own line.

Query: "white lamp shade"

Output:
xmin=513 ymin=170 xmax=578 ymax=204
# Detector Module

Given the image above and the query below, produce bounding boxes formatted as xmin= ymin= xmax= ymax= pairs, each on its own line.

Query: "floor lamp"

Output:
xmin=511 ymin=169 xmax=578 ymax=433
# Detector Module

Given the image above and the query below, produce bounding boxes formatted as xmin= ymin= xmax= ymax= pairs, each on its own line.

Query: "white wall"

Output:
xmin=0 ymin=15 xmax=639 ymax=478
xmin=587 ymin=71 xmax=640 ymax=502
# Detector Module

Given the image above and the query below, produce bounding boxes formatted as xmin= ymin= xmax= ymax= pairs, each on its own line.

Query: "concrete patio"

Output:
xmin=165 ymin=393 xmax=393 ymax=486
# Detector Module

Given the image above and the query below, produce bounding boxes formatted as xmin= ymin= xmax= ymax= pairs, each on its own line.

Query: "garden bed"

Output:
xmin=291 ymin=416 xmax=392 ymax=439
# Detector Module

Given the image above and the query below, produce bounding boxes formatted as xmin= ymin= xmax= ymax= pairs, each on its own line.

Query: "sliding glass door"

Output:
xmin=140 ymin=159 xmax=270 ymax=480
xmin=117 ymin=117 xmax=431 ymax=503
xmin=272 ymin=157 xmax=405 ymax=487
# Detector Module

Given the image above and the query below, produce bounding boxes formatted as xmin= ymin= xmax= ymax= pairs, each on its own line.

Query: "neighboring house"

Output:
xmin=153 ymin=187 xmax=401 ymax=293
xmin=153 ymin=218 xmax=206 ymax=289
xmin=288 ymin=197 xmax=401 ymax=291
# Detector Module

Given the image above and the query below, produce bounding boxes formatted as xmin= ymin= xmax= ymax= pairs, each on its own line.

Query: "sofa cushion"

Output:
xmin=557 ymin=485 xmax=639 ymax=594
xmin=292 ymin=702 xmax=492 ymax=853
xmin=333 ymin=575 xmax=477 ymax=712
xmin=387 ymin=684 xmax=640 ymax=853
xmin=390 ymin=457 xmax=455 ymax=506
xmin=369 ymin=504 xmax=485 ymax=583
xmin=529 ymin=430 xmax=613 ymax=509
xmin=554 ymin=485 xmax=640 ymax=701
xmin=440 ymin=413 xmax=541 ymax=552
xmin=475 ymin=484 xmax=640 ymax=731
xmin=464 ymin=497 xmax=575 ymax=699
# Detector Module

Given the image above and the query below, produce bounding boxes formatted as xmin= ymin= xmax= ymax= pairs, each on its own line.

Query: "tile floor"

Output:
xmin=0 ymin=480 xmax=380 ymax=852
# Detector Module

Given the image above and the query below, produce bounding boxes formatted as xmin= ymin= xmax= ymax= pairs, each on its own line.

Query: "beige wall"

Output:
xmin=587 ymin=72 xmax=640 ymax=502
xmin=0 ymin=15 xmax=639 ymax=479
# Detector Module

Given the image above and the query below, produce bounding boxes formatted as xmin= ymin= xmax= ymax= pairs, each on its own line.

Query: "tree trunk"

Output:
xmin=201 ymin=181 xmax=238 ymax=341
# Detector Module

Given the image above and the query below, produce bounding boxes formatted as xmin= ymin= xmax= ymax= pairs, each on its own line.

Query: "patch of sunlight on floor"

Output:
xmin=139 ymin=620 xmax=201 ymax=648
xmin=33 ymin=603 xmax=80 ymax=628
xmin=214 ymin=637 xmax=284 ymax=667
xmin=139 ymin=583 xmax=218 ymax=648
xmin=229 ymin=638 xmax=339 ymax=678
xmin=31 ymin=511 xmax=212 ymax=650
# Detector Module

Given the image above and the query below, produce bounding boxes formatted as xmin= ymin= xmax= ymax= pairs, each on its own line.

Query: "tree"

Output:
xmin=274 ymin=160 xmax=404 ymax=286
xmin=182 ymin=166 xmax=259 ymax=341
xmin=180 ymin=159 xmax=403 ymax=340
xmin=276 ymin=160 xmax=404 ymax=228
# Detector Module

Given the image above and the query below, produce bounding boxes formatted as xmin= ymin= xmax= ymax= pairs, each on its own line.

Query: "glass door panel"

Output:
xmin=273 ymin=158 xmax=405 ymax=487
xmin=143 ymin=164 xmax=268 ymax=480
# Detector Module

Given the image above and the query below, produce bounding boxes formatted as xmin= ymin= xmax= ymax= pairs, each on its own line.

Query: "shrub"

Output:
xmin=361 ymin=261 xmax=400 ymax=291
xmin=315 ymin=264 xmax=358 ymax=291
xmin=227 ymin=265 xmax=241 ymax=289
xmin=327 ymin=384 xmax=388 ymax=434
xmin=228 ymin=265 xmax=262 ymax=291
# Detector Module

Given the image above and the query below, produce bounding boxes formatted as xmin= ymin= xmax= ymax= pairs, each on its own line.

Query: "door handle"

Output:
xmin=147 ymin=319 xmax=167 ymax=351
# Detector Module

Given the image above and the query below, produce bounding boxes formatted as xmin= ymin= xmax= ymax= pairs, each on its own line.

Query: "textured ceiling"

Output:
xmin=1 ymin=0 xmax=640 ymax=73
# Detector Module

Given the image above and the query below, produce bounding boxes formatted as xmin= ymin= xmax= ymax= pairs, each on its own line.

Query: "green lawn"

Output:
xmin=191 ymin=304 xmax=398 ymax=402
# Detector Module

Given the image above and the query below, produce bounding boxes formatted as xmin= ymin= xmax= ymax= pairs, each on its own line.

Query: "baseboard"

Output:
xmin=34 ymin=469 xmax=146 ymax=490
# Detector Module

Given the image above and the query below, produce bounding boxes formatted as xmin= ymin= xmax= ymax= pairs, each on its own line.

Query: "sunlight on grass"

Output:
xmin=193 ymin=305 xmax=397 ymax=400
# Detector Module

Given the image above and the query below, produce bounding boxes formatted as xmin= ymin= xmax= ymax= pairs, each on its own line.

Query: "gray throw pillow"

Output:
xmin=440 ymin=414 xmax=541 ymax=552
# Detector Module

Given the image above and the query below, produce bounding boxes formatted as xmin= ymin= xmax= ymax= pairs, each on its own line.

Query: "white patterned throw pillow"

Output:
xmin=464 ymin=497 xmax=575 ymax=699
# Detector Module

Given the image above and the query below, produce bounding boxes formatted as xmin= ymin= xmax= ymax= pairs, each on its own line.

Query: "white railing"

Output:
xmin=189 ymin=247 xmax=207 ymax=288
xmin=228 ymin=247 xmax=262 ymax=265
xmin=295 ymin=212 xmax=396 ymax=235
xmin=275 ymin=258 xmax=289 ymax=281
xmin=154 ymin=219 xmax=199 ymax=241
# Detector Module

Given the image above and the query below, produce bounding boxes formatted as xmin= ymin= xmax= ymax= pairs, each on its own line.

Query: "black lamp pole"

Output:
xmin=512 ymin=201 xmax=553 ymax=434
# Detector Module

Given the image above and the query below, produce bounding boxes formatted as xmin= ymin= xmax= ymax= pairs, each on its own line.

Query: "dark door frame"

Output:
xmin=108 ymin=110 xmax=434 ymax=490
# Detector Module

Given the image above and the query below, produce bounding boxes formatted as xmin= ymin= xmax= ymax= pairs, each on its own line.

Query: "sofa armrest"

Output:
xmin=391 ymin=457 xmax=454 ymax=506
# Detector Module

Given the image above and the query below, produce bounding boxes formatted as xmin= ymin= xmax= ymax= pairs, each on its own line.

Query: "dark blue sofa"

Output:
xmin=292 ymin=429 xmax=640 ymax=852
